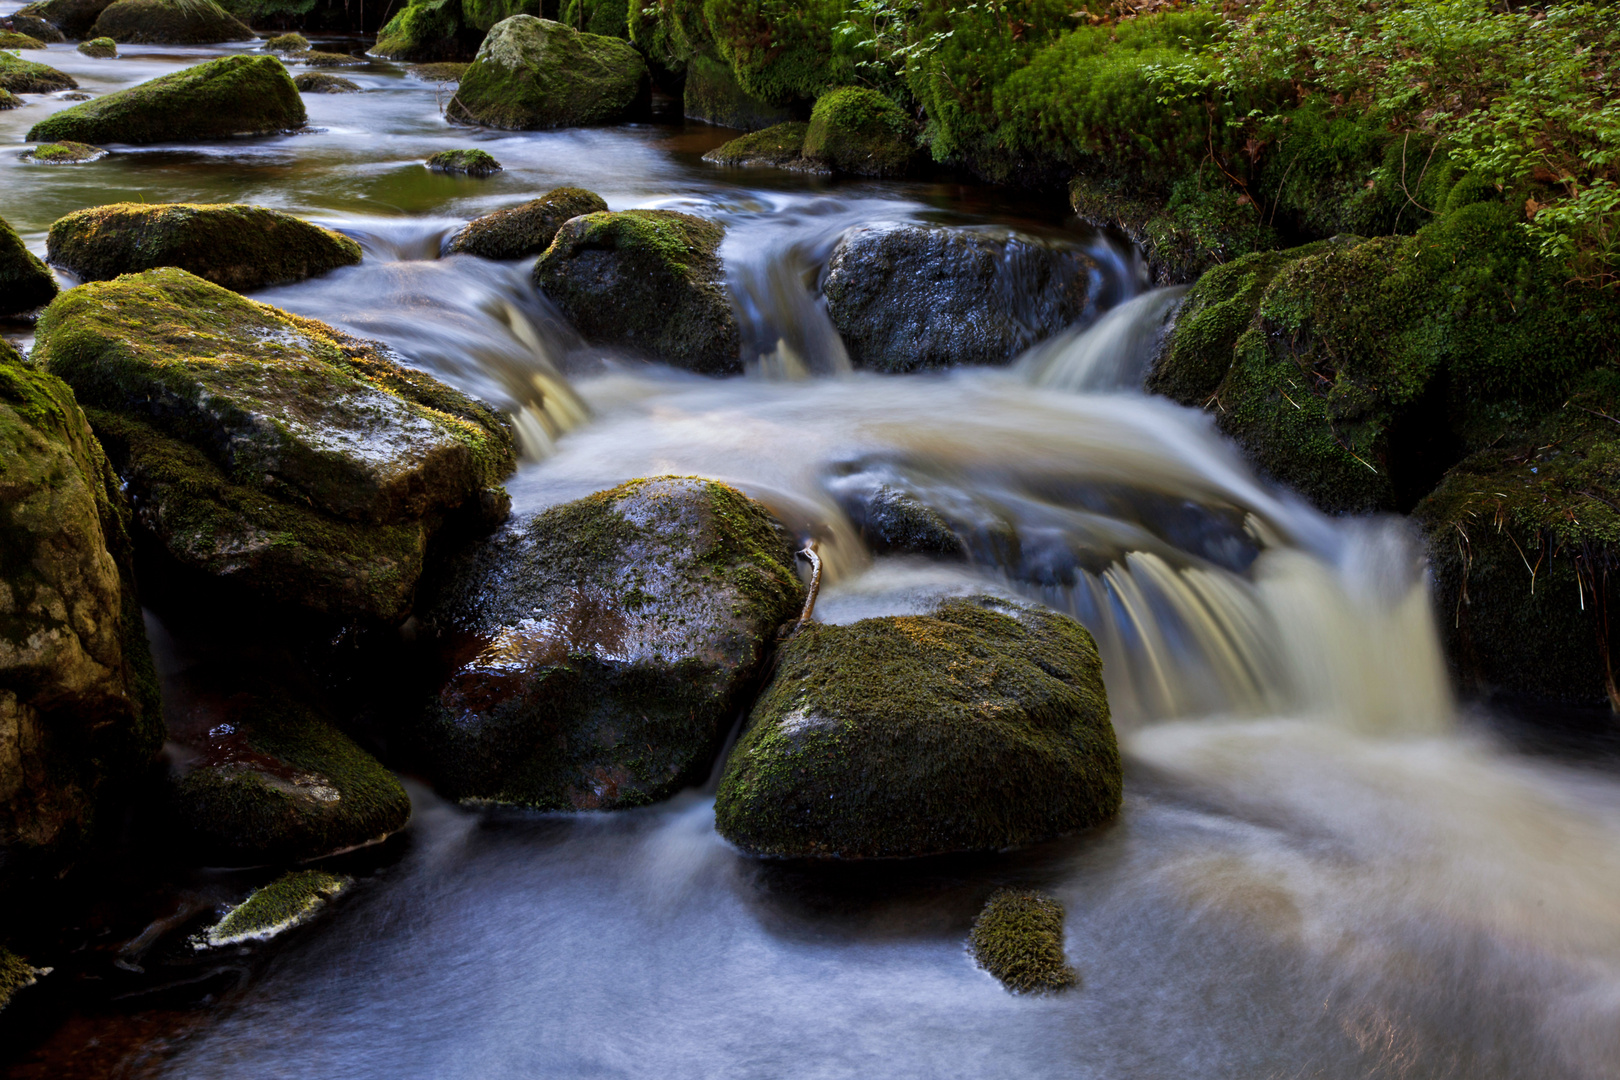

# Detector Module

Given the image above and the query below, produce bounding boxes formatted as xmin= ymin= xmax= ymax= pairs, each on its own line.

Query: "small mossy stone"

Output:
xmin=802 ymin=86 xmax=918 ymax=178
xmin=16 ymin=0 xmax=116 ymax=38
xmin=701 ymin=121 xmax=810 ymax=170
xmin=0 ymin=949 xmax=46 ymax=1011
xmin=203 ymin=870 xmax=350 ymax=946
xmin=47 ymin=201 xmax=361 ymax=291
xmin=0 ymin=214 xmax=58 ymax=315
xmin=264 ymin=31 xmax=309 ymax=53
xmin=445 ymin=185 xmax=605 ymax=259
xmin=0 ymin=50 xmax=76 ymax=94
xmin=372 ymin=0 xmax=465 ymax=62
xmin=90 ymin=0 xmax=251 ymax=44
xmin=7 ymin=15 xmax=66 ymax=43
xmin=76 ymin=35 xmax=116 ymax=56
xmin=426 ymin=147 xmax=501 ymax=176
xmin=714 ymin=596 xmax=1121 ymax=859
xmin=446 ymin=15 xmax=647 ymax=130
xmin=23 ymin=140 xmax=107 ymax=162
xmin=294 ymin=71 xmax=360 ymax=94
xmin=408 ymin=60 xmax=468 ymax=82
xmin=533 ymin=208 xmax=739 ymax=374
xmin=0 ymin=30 xmax=47 ymax=47
xmin=0 ymin=88 xmax=21 ymax=109
xmin=970 ymin=889 xmax=1077 ymax=994
xmin=683 ymin=53 xmax=790 ymax=131
xmin=300 ymin=50 xmax=362 ymax=67
xmin=26 ymin=54 xmax=302 ymax=146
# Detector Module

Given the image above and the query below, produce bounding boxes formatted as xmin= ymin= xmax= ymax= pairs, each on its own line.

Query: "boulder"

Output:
xmin=426 ymin=148 xmax=501 ymax=176
xmin=90 ymin=0 xmax=251 ymax=44
xmin=46 ymin=202 xmax=361 ymax=291
xmin=6 ymin=15 xmax=65 ymax=43
xmin=701 ymin=121 xmax=811 ymax=170
xmin=75 ymin=34 xmax=115 ymax=55
xmin=294 ymin=72 xmax=360 ymax=94
xmin=0 ymin=339 xmax=164 ymax=885
xmin=459 ymin=0 xmax=536 ymax=33
xmin=445 ymin=16 xmax=646 ymax=130
xmin=417 ymin=476 xmax=805 ymax=810
xmin=970 ymin=889 xmax=1076 ymax=994
xmin=444 ymin=185 xmax=605 ymax=259
xmin=831 ymin=478 xmax=963 ymax=557
xmin=0 ymin=51 xmax=76 ymax=94
xmin=201 ymin=869 xmax=350 ymax=945
xmin=0 ymin=216 xmax=57 ymax=316
xmin=802 ymin=86 xmax=919 ymax=178
xmin=23 ymin=141 xmax=108 ymax=163
xmin=372 ymin=0 xmax=467 ymax=62
xmin=714 ymin=596 xmax=1121 ymax=859
xmin=533 ymin=209 xmax=740 ymax=374
xmin=26 ymin=54 xmax=303 ymax=146
xmin=14 ymin=0 xmax=114 ymax=38
xmin=408 ymin=61 xmax=467 ymax=83
xmin=32 ymin=267 xmax=517 ymax=622
xmin=822 ymin=224 xmax=1097 ymax=372
xmin=684 ymin=53 xmax=791 ymax=131
xmin=0 ymin=30 xmax=46 ymax=47
xmin=263 ymin=31 xmax=309 ymax=53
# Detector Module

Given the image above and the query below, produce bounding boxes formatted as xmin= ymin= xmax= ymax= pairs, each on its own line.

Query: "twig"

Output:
xmin=794 ymin=542 xmax=822 ymax=633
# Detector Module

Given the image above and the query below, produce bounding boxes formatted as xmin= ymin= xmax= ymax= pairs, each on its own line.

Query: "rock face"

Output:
xmin=701 ymin=121 xmax=810 ymax=170
xmin=418 ymin=477 xmax=805 ymax=811
xmin=684 ymin=54 xmax=791 ymax=131
xmin=802 ymin=86 xmax=918 ymax=177
xmin=32 ymin=267 xmax=517 ymax=622
xmin=0 ymin=216 xmax=58 ymax=317
xmin=46 ymin=202 xmax=361 ymax=291
xmin=445 ymin=186 xmax=606 ymax=260
xmin=446 ymin=16 xmax=646 ymax=129
xmin=294 ymin=72 xmax=360 ymax=94
xmin=714 ymin=596 xmax=1121 ymax=859
xmin=15 ymin=0 xmax=114 ymax=38
xmin=76 ymin=35 xmax=115 ymax=55
xmin=0 ymin=51 xmax=76 ymax=94
xmin=90 ymin=0 xmax=251 ymax=44
xmin=26 ymin=55 xmax=304 ymax=146
xmin=823 ymin=224 xmax=1098 ymax=372
xmin=0 ymin=339 xmax=164 ymax=885
xmin=425 ymin=148 xmax=501 ymax=176
xmin=533 ymin=209 xmax=740 ymax=374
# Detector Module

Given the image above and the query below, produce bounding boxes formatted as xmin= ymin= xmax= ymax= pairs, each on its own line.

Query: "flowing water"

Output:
xmin=5 ymin=28 xmax=1620 ymax=1080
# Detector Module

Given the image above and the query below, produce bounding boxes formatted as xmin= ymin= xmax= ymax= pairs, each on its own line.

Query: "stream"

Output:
xmin=5 ymin=28 xmax=1620 ymax=1080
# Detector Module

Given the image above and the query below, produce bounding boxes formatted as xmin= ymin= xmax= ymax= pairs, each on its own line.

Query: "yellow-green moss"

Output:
xmin=203 ymin=870 xmax=350 ymax=945
xmin=17 ymin=0 xmax=117 ymax=37
xmin=459 ymin=0 xmax=536 ymax=33
xmin=76 ymin=35 xmax=116 ymax=56
xmin=264 ymin=31 xmax=309 ymax=52
xmin=445 ymin=185 xmax=606 ymax=259
xmin=802 ymin=86 xmax=917 ymax=178
xmin=426 ymin=147 xmax=501 ymax=176
xmin=970 ymin=889 xmax=1076 ymax=994
xmin=0 ymin=50 xmax=76 ymax=94
xmin=700 ymin=121 xmax=809 ymax=169
xmin=0 ymin=949 xmax=45 ymax=1011
xmin=408 ymin=60 xmax=469 ymax=82
xmin=0 ymin=30 xmax=47 ymax=47
xmin=374 ymin=0 xmax=466 ymax=61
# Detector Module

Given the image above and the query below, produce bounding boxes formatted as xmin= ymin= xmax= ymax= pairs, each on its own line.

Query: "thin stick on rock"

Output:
xmin=795 ymin=542 xmax=821 ymax=633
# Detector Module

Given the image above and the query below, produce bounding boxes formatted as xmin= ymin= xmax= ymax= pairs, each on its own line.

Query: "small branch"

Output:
xmin=794 ymin=542 xmax=822 ymax=633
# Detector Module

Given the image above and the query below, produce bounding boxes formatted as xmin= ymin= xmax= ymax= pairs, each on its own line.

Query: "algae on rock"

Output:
xmin=0 ymin=214 xmax=58 ymax=316
xmin=263 ymin=31 xmax=309 ymax=53
xmin=970 ymin=889 xmax=1077 ymax=994
xmin=446 ymin=15 xmax=647 ymax=130
xmin=202 ymin=870 xmax=351 ymax=946
xmin=445 ymin=185 xmax=606 ymax=259
xmin=0 ymin=30 xmax=46 ymax=47
xmin=90 ymin=0 xmax=251 ymax=44
xmin=803 ymin=86 xmax=918 ymax=178
xmin=373 ymin=0 xmax=470 ymax=61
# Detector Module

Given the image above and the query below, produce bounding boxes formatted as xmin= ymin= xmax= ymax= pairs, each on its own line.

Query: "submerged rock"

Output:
xmin=701 ymin=121 xmax=811 ymax=170
xmin=22 ymin=140 xmax=108 ymax=163
xmin=418 ymin=476 xmax=805 ymax=811
xmin=446 ymin=16 xmax=646 ymax=130
xmin=0 ymin=51 xmax=76 ymax=94
xmin=802 ymin=86 xmax=919 ymax=178
xmin=263 ymin=31 xmax=309 ymax=53
xmin=445 ymin=185 xmax=605 ymax=260
xmin=533 ymin=209 xmax=739 ymax=374
xmin=33 ymin=267 xmax=517 ymax=622
xmin=823 ymin=224 xmax=1097 ymax=372
xmin=714 ymin=596 xmax=1120 ymax=859
xmin=684 ymin=53 xmax=791 ymax=131
xmin=294 ymin=72 xmax=360 ymax=94
xmin=47 ymin=202 xmax=361 ymax=290
xmin=76 ymin=35 xmax=115 ymax=56
xmin=201 ymin=870 xmax=351 ymax=946
xmin=14 ymin=0 xmax=114 ymax=38
xmin=26 ymin=54 xmax=303 ymax=146
xmin=970 ymin=889 xmax=1077 ymax=994
xmin=426 ymin=147 xmax=501 ymax=176
xmin=0 ymin=215 xmax=58 ymax=316
xmin=90 ymin=0 xmax=251 ymax=44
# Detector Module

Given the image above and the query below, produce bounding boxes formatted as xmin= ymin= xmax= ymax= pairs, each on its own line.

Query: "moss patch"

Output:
xmin=203 ymin=870 xmax=350 ymax=946
xmin=426 ymin=147 xmax=501 ymax=176
xmin=0 ymin=50 xmax=76 ymax=94
xmin=373 ymin=0 xmax=472 ymax=62
xmin=294 ymin=72 xmax=360 ymax=93
xmin=0 ymin=214 xmax=58 ymax=316
xmin=300 ymin=50 xmax=362 ymax=67
xmin=1070 ymin=173 xmax=1278 ymax=286
xmin=970 ymin=889 xmax=1076 ymax=994
xmin=76 ymin=36 xmax=116 ymax=56
xmin=701 ymin=121 xmax=809 ymax=169
xmin=24 ymin=141 xmax=107 ymax=163
xmin=0 ymin=949 xmax=45 ymax=1011
xmin=264 ymin=31 xmax=309 ymax=52
xmin=445 ymin=15 xmax=647 ymax=129
xmin=90 ymin=0 xmax=252 ymax=44
xmin=803 ymin=86 xmax=918 ymax=178
xmin=0 ymin=30 xmax=47 ymax=48
xmin=0 ymin=88 xmax=20 ymax=110
xmin=445 ymin=185 xmax=605 ymax=259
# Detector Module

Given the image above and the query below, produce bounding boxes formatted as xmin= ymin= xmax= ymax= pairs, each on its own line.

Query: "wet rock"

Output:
xmin=446 ymin=16 xmax=647 ymax=130
xmin=459 ymin=0 xmax=537 ymax=33
xmin=445 ymin=185 xmax=605 ymax=260
xmin=0 ymin=338 xmax=164 ymax=885
xmin=22 ymin=140 xmax=108 ymax=163
xmin=26 ymin=54 xmax=302 ymax=145
xmin=6 ymin=15 xmax=65 ymax=43
xmin=701 ymin=121 xmax=811 ymax=170
xmin=802 ymin=86 xmax=919 ymax=178
xmin=822 ymin=224 xmax=1098 ymax=372
xmin=169 ymin=690 xmax=410 ymax=865
xmin=47 ymin=202 xmax=361 ymax=291
xmin=0 ymin=51 xmax=76 ymax=94
xmin=418 ymin=476 xmax=805 ymax=811
xmin=0 ymin=30 xmax=46 ymax=47
xmin=32 ymin=267 xmax=517 ymax=622
xmin=426 ymin=147 xmax=501 ymax=176
xmin=14 ymin=0 xmax=115 ymax=39
xmin=299 ymin=50 xmax=363 ymax=67
xmin=90 ymin=0 xmax=251 ymax=44
xmin=970 ymin=889 xmax=1076 ymax=994
xmin=684 ymin=53 xmax=790 ymax=131
xmin=75 ymin=34 xmax=115 ymax=55
xmin=0 ymin=215 xmax=58 ymax=316
xmin=408 ymin=60 xmax=468 ymax=83
xmin=833 ymin=479 xmax=963 ymax=557
xmin=294 ymin=72 xmax=360 ymax=94
xmin=372 ymin=0 xmax=467 ymax=62
xmin=714 ymin=595 xmax=1121 ymax=859
xmin=264 ymin=31 xmax=309 ymax=53
xmin=201 ymin=870 xmax=350 ymax=946
xmin=533 ymin=209 xmax=740 ymax=374
xmin=0 ymin=949 xmax=47 ymax=1011
xmin=0 ymin=88 xmax=21 ymax=110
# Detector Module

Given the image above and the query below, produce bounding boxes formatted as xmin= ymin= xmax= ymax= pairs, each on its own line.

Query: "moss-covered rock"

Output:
xmin=0 ymin=88 xmax=24 ymax=110
xmin=828 ymin=476 xmax=963 ymax=557
xmin=7 ymin=15 xmax=66 ymax=43
xmin=408 ymin=60 xmax=468 ymax=83
xmin=90 ymin=0 xmax=251 ymax=44
xmin=75 ymin=34 xmax=115 ymax=55
xmin=0 ymin=30 xmax=47 ymax=47
xmin=0 ymin=949 xmax=46 ymax=1011
xmin=294 ymin=71 xmax=360 ymax=93
xmin=202 ymin=869 xmax=350 ymax=945
xmin=684 ymin=52 xmax=790 ymax=131
xmin=32 ymin=268 xmax=517 ymax=621
xmin=15 ymin=0 xmax=115 ymax=38
xmin=1069 ymin=174 xmax=1278 ymax=286
xmin=299 ymin=50 xmax=362 ymax=67
xmin=47 ymin=202 xmax=361 ymax=291
xmin=558 ymin=0 xmax=625 ymax=39
xmin=459 ymin=0 xmax=535 ymax=33
xmin=700 ymin=121 xmax=810 ymax=170
xmin=445 ymin=15 xmax=646 ymax=130
xmin=373 ymin=0 xmax=469 ymax=62
xmin=418 ymin=476 xmax=805 ymax=810
xmin=22 ymin=140 xmax=107 ymax=163
xmin=802 ymin=86 xmax=918 ymax=178
xmin=970 ymin=889 xmax=1076 ymax=994
xmin=822 ymin=224 xmax=1096 ymax=373
xmin=0 ymin=215 xmax=58 ymax=316
xmin=714 ymin=595 xmax=1120 ymax=859
xmin=445 ymin=185 xmax=605 ymax=260
xmin=26 ymin=54 xmax=303 ymax=145
xmin=170 ymin=690 xmax=409 ymax=865
xmin=533 ymin=208 xmax=740 ymax=374
xmin=0 ymin=51 xmax=76 ymax=94
xmin=425 ymin=147 xmax=500 ymax=176
xmin=0 ymin=339 xmax=163 ymax=887
xmin=263 ymin=31 xmax=308 ymax=52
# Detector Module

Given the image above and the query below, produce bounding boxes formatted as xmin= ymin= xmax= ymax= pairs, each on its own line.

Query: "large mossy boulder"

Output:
xmin=26 ymin=54 xmax=303 ymax=146
xmin=533 ymin=209 xmax=740 ymax=374
xmin=418 ymin=476 xmax=805 ymax=810
xmin=373 ymin=0 xmax=468 ymax=61
xmin=823 ymin=224 xmax=1097 ymax=372
xmin=445 ymin=185 xmax=606 ymax=260
xmin=32 ymin=267 xmax=517 ymax=622
xmin=0 ymin=51 xmax=76 ymax=94
xmin=714 ymin=596 xmax=1120 ymax=859
xmin=802 ymin=86 xmax=919 ymax=178
xmin=684 ymin=53 xmax=791 ymax=132
xmin=0 ymin=215 xmax=57 ymax=317
xmin=15 ymin=0 xmax=114 ymax=38
xmin=47 ymin=202 xmax=361 ymax=291
xmin=0 ymin=339 xmax=163 ymax=886
xmin=90 ymin=0 xmax=251 ymax=44
xmin=445 ymin=15 xmax=646 ymax=130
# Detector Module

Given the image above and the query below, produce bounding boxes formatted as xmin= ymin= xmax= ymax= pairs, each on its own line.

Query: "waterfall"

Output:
xmin=1021 ymin=286 xmax=1188 ymax=393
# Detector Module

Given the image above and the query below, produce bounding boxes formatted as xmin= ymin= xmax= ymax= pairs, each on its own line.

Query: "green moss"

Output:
xmin=802 ymin=86 xmax=917 ymax=178
xmin=204 ymin=870 xmax=350 ymax=945
xmin=294 ymin=71 xmax=360 ymax=93
xmin=408 ymin=60 xmax=469 ymax=82
xmin=705 ymin=0 xmax=840 ymax=107
xmin=700 ymin=119 xmax=807 ymax=168
xmin=459 ymin=0 xmax=537 ymax=33
xmin=1073 ymin=172 xmax=1279 ymax=285
xmin=264 ymin=31 xmax=309 ymax=52
xmin=0 ymin=214 xmax=57 ymax=317
xmin=0 ymin=88 xmax=20 ymax=110
xmin=446 ymin=15 xmax=647 ymax=130
xmin=374 ymin=0 xmax=467 ymax=62
xmin=445 ymin=185 xmax=606 ymax=259
xmin=17 ymin=0 xmax=117 ymax=37
xmin=0 ymin=949 xmax=44 ymax=1011
xmin=426 ymin=147 xmax=501 ymax=176
xmin=970 ymin=889 xmax=1076 ymax=994
xmin=715 ymin=596 xmax=1120 ymax=859
xmin=76 ymin=35 xmax=117 ymax=56
xmin=682 ymin=51 xmax=789 ymax=130
xmin=91 ymin=0 xmax=252 ymax=44
xmin=298 ymin=50 xmax=361 ymax=66
xmin=46 ymin=201 xmax=361 ymax=291
xmin=0 ymin=50 xmax=77 ymax=94
xmin=26 ymin=54 xmax=303 ymax=146
xmin=559 ymin=0 xmax=626 ymax=39
xmin=25 ymin=140 xmax=106 ymax=163
xmin=0 ymin=30 xmax=47 ymax=47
